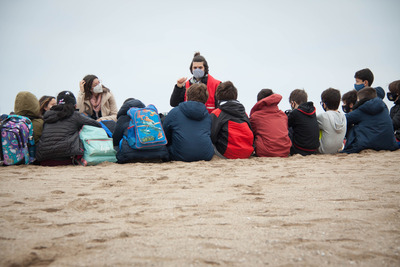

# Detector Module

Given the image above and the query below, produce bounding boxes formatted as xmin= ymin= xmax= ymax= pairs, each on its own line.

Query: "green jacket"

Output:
xmin=14 ymin=91 xmax=44 ymax=144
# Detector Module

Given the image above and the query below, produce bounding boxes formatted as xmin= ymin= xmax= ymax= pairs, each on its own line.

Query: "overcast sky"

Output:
xmin=1 ymin=0 xmax=399 ymax=115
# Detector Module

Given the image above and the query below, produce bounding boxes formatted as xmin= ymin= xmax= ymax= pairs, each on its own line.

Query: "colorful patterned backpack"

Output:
xmin=0 ymin=114 xmax=35 ymax=165
xmin=124 ymin=104 xmax=167 ymax=149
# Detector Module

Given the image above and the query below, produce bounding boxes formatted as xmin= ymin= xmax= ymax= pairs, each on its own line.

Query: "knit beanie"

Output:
xmin=57 ymin=91 xmax=76 ymax=105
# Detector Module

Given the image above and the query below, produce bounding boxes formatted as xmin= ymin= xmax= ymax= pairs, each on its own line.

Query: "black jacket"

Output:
xmin=288 ymin=102 xmax=320 ymax=154
xmin=36 ymin=110 xmax=101 ymax=161
xmin=390 ymin=98 xmax=400 ymax=131
xmin=210 ymin=100 xmax=254 ymax=159
xmin=113 ymin=99 xmax=145 ymax=146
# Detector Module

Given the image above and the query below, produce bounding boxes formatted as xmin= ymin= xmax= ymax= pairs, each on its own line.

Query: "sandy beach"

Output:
xmin=0 ymin=149 xmax=399 ymax=266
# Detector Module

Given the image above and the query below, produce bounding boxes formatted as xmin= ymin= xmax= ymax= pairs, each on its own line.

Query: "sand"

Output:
xmin=0 ymin=150 xmax=399 ymax=266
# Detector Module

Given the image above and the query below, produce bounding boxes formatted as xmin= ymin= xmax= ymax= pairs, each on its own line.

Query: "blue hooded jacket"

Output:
xmin=163 ymin=101 xmax=214 ymax=162
xmin=343 ymin=97 xmax=398 ymax=153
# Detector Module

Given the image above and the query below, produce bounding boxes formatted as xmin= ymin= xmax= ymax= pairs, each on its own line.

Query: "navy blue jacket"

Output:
xmin=163 ymin=101 xmax=214 ymax=162
xmin=343 ymin=97 xmax=398 ymax=153
xmin=114 ymin=99 xmax=169 ymax=163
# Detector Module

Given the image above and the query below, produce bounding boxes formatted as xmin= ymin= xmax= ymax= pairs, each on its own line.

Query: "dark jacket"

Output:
xmin=36 ymin=110 xmax=101 ymax=161
xmin=115 ymin=100 xmax=169 ymax=163
xmin=390 ymin=98 xmax=400 ymax=132
xmin=113 ymin=99 xmax=145 ymax=146
xmin=250 ymin=94 xmax=291 ymax=157
xmin=14 ymin=91 xmax=44 ymax=144
xmin=288 ymin=101 xmax=320 ymax=155
xmin=163 ymin=101 xmax=214 ymax=162
xmin=343 ymin=97 xmax=398 ymax=153
xmin=211 ymin=100 xmax=254 ymax=159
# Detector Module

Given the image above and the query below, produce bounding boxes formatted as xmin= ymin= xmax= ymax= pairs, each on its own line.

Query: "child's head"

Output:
xmin=57 ymin=91 xmax=76 ymax=106
xmin=354 ymin=68 xmax=374 ymax=89
xmin=257 ymin=89 xmax=274 ymax=102
xmin=320 ymin=88 xmax=341 ymax=111
xmin=357 ymin=87 xmax=377 ymax=102
xmin=388 ymin=80 xmax=400 ymax=102
xmin=216 ymin=81 xmax=238 ymax=101
xmin=289 ymin=89 xmax=307 ymax=109
xmin=187 ymin=83 xmax=209 ymax=104
xmin=341 ymin=90 xmax=357 ymax=113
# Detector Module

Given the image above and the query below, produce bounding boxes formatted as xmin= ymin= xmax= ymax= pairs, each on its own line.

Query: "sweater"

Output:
xmin=317 ymin=110 xmax=346 ymax=154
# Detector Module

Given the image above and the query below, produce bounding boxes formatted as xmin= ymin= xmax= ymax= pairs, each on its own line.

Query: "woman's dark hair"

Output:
xmin=39 ymin=95 xmax=55 ymax=115
xmin=189 ymin=52 xmax=209 ymax=75
xmin=82 ymin=74 xmax=110 ymax=100
xmin=51 ymin=91 xmax=77 ymax=120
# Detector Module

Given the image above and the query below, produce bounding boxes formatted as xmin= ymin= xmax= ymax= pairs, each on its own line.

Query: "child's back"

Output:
xmin=343 ymin=96 xmax=398 ymax=153
xmin=317 ymin=111 xmax=346 ymax=153
xmin=163 ymin=101 xmax=214 ymax=162
xmin=250 ymin=93 xmax=291 ymax=157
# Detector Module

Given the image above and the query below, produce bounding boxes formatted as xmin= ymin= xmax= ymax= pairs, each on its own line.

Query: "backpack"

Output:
xmin=124 ymin=104 xmax=167 ymax=149
xmin=79 ymin=125 xmax=117 ymax=166
xmin=0 ymin=114 xmax=35 ymax=165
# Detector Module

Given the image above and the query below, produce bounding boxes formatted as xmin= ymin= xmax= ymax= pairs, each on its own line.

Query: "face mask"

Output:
xmin=387 ymin=92 xmax=398 ymax=101
xmin=193 ymin=69 xmax=205 ymax=80
xmin=354 ymin=83 xmax=365 ymax=91
xmin=93 ymin=83 xmax=103 ymax=93
xmin=342 ymin=105 xmax=351 ymax=113
xmin=320 ymin=101 xmax=326 ymax=112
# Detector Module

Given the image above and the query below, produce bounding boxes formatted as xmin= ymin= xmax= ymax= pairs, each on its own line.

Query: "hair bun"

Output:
xmin=194 ymin=52 xmax=201 ymax=57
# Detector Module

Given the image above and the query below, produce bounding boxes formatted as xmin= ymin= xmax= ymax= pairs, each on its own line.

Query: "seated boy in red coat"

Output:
xmin=211 ymin=81 xmax=254 ymax=159
xmin=250 ymin=89 xmax=292 ymax=157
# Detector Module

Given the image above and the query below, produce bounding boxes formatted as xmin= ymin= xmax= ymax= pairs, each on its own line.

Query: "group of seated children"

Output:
xmin=3 ymin=67 xmax=400 ymax=166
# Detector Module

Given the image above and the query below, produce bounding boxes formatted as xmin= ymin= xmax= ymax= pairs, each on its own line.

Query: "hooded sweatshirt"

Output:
xmin=317 ymin=110 xmax=346 ymax=154
xmin=343 ymin=97 xmax=398 ymax=153
xmin=163 ymin=101 xmax=214 ymax=162
xmin=250 ymin=94 xmax=291 ymax=157
xmin=288 ymin=101 xmax=320 ymax=155
xmin=211 ymin=100 xmax=254 ymax=159
xmin=36 ymin=110 xmax=101 ymax=161
xmin=14 ymin=91 xmax=44 ymax=144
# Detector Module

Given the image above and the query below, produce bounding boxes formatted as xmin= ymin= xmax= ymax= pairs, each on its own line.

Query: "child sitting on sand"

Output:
xmin=211 ymin=81 xmax=253 ymax=159
xmin=317 ymin=88 xmax=346 ymax=154
xmin=250 ymin=89 xmax=291 ymax=157
xmin=287 ymin=89 xmax=319 ymax=156
xmin=342 ymin=87 xmax=398 ymax=153
xmin=36 ymin=91 xmax=102 ymax=165
xmin=341 ymin=90 xmax=357 ymax=114
xmin=163 ymin=83 xmax=214 ymax=162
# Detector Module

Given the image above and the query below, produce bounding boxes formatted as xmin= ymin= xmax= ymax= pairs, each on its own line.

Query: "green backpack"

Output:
xmin=79 ymin=125 xmax=117 ymax=166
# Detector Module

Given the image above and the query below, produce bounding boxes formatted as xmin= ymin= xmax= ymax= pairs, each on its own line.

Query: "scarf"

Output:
xmin=90 ymin=93 xmax=102 ymax=113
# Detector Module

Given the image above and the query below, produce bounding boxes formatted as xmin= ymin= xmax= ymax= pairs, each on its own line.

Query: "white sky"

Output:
xmin=1 ymin=0 xmax=399 ymax=115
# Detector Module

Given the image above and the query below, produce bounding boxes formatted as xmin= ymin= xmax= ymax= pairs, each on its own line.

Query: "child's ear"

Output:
xmin=363 ymin=80 xmax=369 ymax=87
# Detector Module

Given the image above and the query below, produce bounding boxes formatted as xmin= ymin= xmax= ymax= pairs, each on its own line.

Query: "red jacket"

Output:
xmin=185 ymin=75 xmax=220 ymax=113
xmin=250 ymin=94 xmax=291 ymax=157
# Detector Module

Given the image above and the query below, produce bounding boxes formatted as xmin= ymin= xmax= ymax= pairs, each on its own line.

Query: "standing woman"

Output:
xmin=77 ymin=74 xmax=118 ymax=122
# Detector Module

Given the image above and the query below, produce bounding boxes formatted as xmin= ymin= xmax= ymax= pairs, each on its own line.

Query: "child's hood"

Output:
xmin=179 ymin=101 xmax=209 ymax=121
xmin=118 ymin=99 xmax=145 ymax=119
xmin=324 ymin=110 xmax=347 ymax=133
xmin=297 ymin=101 xmax=316 ymax=117
xmin=219 ymin=100 xmax=248 ymax=118
xmin=14 ymin=91 xmax=41 ymax=118
xmin=250 ymin=94 xmax=282 ymax=115
xmin=358 ymin=97 xmax=386 ymax=115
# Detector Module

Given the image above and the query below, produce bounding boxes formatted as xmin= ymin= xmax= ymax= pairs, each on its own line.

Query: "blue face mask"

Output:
xmin=354 ymin=83 xmax=365 ymax=91
xmin=193 ymin=69 xmax=205 ymax=80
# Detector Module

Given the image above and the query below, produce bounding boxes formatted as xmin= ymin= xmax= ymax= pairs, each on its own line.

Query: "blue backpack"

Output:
xmin=0 ymin=114 xmax=35 ymax=165
xmin=124 ymin=104 xmax=167 ymax=149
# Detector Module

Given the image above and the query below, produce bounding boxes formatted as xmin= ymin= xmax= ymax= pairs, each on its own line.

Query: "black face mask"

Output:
xmin=387 ymin=92 xmax=398 ymax=101
xmin=342 ymin=105 xmax=351 ymax=113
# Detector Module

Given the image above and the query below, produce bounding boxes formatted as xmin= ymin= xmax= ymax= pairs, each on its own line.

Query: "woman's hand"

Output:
xmin=79 ymin=80 xmax=86 ymax=92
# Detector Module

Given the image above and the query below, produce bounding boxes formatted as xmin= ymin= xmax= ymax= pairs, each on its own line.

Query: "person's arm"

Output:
xmin=77 ymin=80 xmax=87 ymax=114
xmin=210 ymin=112 xmax=222 ymax=144
xmin=99 ymin=92 xmax=118 ymax=122
xmin=317 ymin=113 xmax=325 ymax=130
xmin=345 ymin=109 xmax=362 ymax=126
xmin=76 ymin=112 xmax=102 ymax=128
xmin=113 ymin=116 xmax=129 ymax=146
xmin=170 ymin=85 xmax=186 ymax=107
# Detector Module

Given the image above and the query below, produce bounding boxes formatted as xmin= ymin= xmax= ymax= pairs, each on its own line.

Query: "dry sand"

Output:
xmin=0 ymin=150 xmax=399 ymax=266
